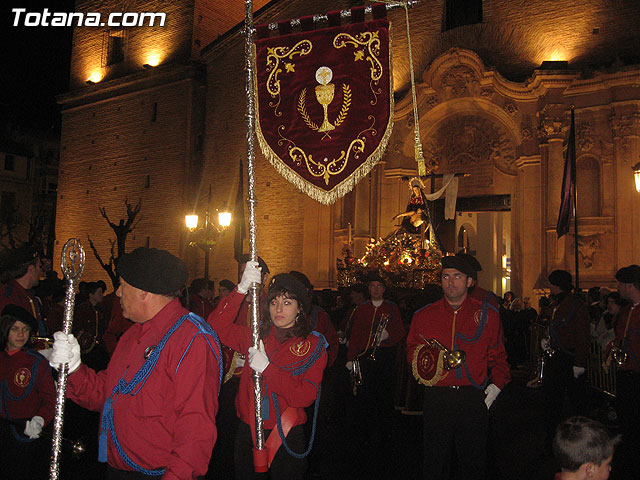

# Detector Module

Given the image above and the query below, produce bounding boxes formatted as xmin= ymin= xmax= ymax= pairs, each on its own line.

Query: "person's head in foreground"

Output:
xmin=553 ymin=416 xmax=620 ymax=480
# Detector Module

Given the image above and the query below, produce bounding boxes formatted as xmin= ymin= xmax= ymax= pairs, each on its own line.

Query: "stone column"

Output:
xmin=514 ymin=155 xmax=543 ymax=301
xmin=611 ymin=112 xmax=640 ymax=267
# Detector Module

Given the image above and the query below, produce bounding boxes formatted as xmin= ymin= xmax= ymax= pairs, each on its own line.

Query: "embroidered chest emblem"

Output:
xmin=290 ymin=339 xmax=311 ymax=356
xmin=474 ymin=310 xmax=483 ymax=325
xmin=14 ymin=368 xmax=31 ymax=388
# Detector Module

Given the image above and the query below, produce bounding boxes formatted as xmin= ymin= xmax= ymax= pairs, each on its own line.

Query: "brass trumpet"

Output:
xmin=425 ymin=338 xmax=466 ymax=370
xmin=30 ymin=336 xmax=54 ymax=348
xmin=368 ymin=314 xmax=390 ymax=361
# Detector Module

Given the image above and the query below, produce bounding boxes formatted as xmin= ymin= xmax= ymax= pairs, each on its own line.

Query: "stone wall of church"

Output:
xmin=55 ymin=72 xmax=205 ymax=285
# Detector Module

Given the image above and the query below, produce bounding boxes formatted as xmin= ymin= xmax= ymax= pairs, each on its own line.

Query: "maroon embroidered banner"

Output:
xmin=254 ymin=17 xmax=393 ymax=204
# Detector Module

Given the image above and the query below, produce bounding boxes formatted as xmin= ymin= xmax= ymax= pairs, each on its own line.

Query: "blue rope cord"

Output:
xmin=272 ymin=381 xmax=321 ymax=459
xmin=454 ymin=301 xmax=489 ymax=388
xmin=99 ymin=313 xmax=222 ymax=475
xmin=266 ymin=334 xmax=326 ymax=458
xmin=1 ymin=352 xmax=43 ymax=442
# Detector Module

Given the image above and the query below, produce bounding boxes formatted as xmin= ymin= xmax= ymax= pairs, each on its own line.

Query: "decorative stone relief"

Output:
xmin=426 ymin=114 xmax=517 ymax=175
xmin=577 ymin=122 xmax=594 ymax=152
xmin=480 ymin=86 xmax=494 ymax=98
xmin=576 ymin=234 xmax=600 ymax=269
xmin=441 ymin=66 xmax=479 ymax=98
xmin=536 ymin=104 xmax=568 ymax=142
xmin=521 ymin=127 xmax=533 ymax=141
xmin=503 ymin=102 xmax=518 ymax=117
xmin=426 ymin=94 xmax=439 ymax=109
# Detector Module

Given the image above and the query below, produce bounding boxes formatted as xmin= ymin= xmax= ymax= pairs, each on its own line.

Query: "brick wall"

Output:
xmin=55 ymin=76 xmax=203 ymax=285
xmin=69 ymin=0 xmax=195 ymax=90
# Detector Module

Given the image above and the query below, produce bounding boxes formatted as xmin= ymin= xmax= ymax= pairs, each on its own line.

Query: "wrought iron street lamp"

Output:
xmin=185 ymin=184 xmax=232 ymax=279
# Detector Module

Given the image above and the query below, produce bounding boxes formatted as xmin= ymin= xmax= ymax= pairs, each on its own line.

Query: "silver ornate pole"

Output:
xmin=244 ymin=0 xmax=267 ymax=472
xmin=49 ymin=239 xmax=85 ymax=480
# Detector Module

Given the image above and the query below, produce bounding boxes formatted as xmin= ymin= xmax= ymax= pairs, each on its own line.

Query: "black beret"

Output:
xmin=548 ymin=270 xmax=573 ymax=288
xmin=616 ymin=265 xmax=640 ymax=284
xmin=0 ymin=245 xmax=38 ymax=272
xmin=366 ymin=273 xmax=386 ymax=286
xmin=219 ymin=279 xmax=236 ymax=291
xmin=1 ymin=305 xmax=38 ymax=333
xmin=268 ymin=273 xmax=311 ymax=314
xmin=455 ymin=252 xmax=482 ymax=279
xmin=238 ymin=254 xmax=270 ymax=274
xmin=117 ymin=247 xmax=188 ymax=294
xmin=289 ymin=270 xmax=313 ymax=292
xmin=441 ymin=255 xmax=475 ymax=277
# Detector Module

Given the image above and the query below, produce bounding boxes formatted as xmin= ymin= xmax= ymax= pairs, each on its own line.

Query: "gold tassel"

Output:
xmin=253 ymin=30 xmax=395 ymax=205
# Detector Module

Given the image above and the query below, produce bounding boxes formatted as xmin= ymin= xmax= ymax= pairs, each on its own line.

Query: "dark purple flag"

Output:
xmin=556 ymin=108 xmax=576 ymax=238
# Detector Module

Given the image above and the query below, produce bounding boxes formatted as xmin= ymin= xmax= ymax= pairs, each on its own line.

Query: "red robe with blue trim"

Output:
xmin=66 ymin=298 xmax=221 ymax=480
xmin=209 ymin=290 xmax=327 ymax=430
xmin=406 ymin=295 xmax=510 ymax=389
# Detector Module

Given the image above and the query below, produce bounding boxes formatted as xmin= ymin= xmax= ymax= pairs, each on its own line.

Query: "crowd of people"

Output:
xmin=0 ymin=243 xmax=637 ymax=479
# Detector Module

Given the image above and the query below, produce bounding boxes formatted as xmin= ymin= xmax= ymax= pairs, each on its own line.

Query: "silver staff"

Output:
xmin=244 ymin=0 xmax=266 ymax=472
xmin=49 ymin=239 xmax=85 ymax=480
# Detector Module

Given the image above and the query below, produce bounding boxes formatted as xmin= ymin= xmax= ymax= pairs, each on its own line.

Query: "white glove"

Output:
xmin=235 ymin=355 xmax=245 ymax=368
xmin=49 ymin=332 xmax=82 ymax=374
xmin=38 ymin=348 xmax=53 ymax=361
xmin=24 ymin=415 xmax=45 ymax=439
xmin=380 ymin=329 xmax=389 ymax=341
xmin=540 ymin=338 xmax=550 ymax=350
xmin=573 ymin=366 xmax=586 ymax=378
xmin=238 ymin=261 xmax=262 ymax=294
xmin=248 ymin=340 xmax=269 ymax=374
xmin=484 ymin=383 xmax=501 ymax=410
xmin=345 ymin=361 xmax=353 ymax=371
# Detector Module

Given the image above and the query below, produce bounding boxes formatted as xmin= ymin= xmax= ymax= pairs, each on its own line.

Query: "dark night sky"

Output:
xmin=1 ymin=0 xmax=76 ymax=134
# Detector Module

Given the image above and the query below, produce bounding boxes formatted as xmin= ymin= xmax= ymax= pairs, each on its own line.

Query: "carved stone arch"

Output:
xmin=402 ymin=97 xmax=522 ymax=176
xmin=423 ymin=48 xmax=486 ymax=100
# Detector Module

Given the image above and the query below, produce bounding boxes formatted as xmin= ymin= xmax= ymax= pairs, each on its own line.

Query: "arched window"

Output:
xmin=576 ymin=156 xmax=600 ymax=217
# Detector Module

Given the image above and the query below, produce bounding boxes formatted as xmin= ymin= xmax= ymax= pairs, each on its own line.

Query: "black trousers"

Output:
xmin=614 ymin=370 xmax=640 ymax=480
xmin=0 ymin=418 xmax=49 ymax=480
xmin=234 ymin=421 xmax=308 ymax=480
xmin=541 ymin=351 xmax=588 ymax=444
xmin=352 ymin=347 xmax=396 ymax=447
xmin=422 ymin=386 xmax=488 ymax=480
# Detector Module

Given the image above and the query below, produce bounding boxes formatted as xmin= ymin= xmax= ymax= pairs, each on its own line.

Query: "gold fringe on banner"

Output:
xmin=253 ymin=32 xmax=395 ymax=206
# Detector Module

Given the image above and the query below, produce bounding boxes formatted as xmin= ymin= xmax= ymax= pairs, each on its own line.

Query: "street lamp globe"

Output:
xmin=218 ymin=210 xmax=232 ymax=228
xmin=185 ymin=214 xmax=199 ymax=230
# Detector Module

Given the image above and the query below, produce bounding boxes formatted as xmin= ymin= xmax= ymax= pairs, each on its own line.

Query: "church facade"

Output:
xmin=56 ymin=0 xmax=640 ymax=300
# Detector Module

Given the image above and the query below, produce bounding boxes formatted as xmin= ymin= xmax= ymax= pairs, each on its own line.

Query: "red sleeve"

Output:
xmin=35 ymin=357 xmax=57 ymax=425
xmin=66 ymin=364 xmax=109 ymax=412
xmin=315 ymin=310 xmax=339 ymax=367
xmin=347 ymin=305 xmax=369 ymax=361
xmin=163 ymin=334 xmax=221 ymax=479
xmin=207 ymin=289 xmax=252 ymax=354
xmin=487 ymin=309 xmax=510 ymax=390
